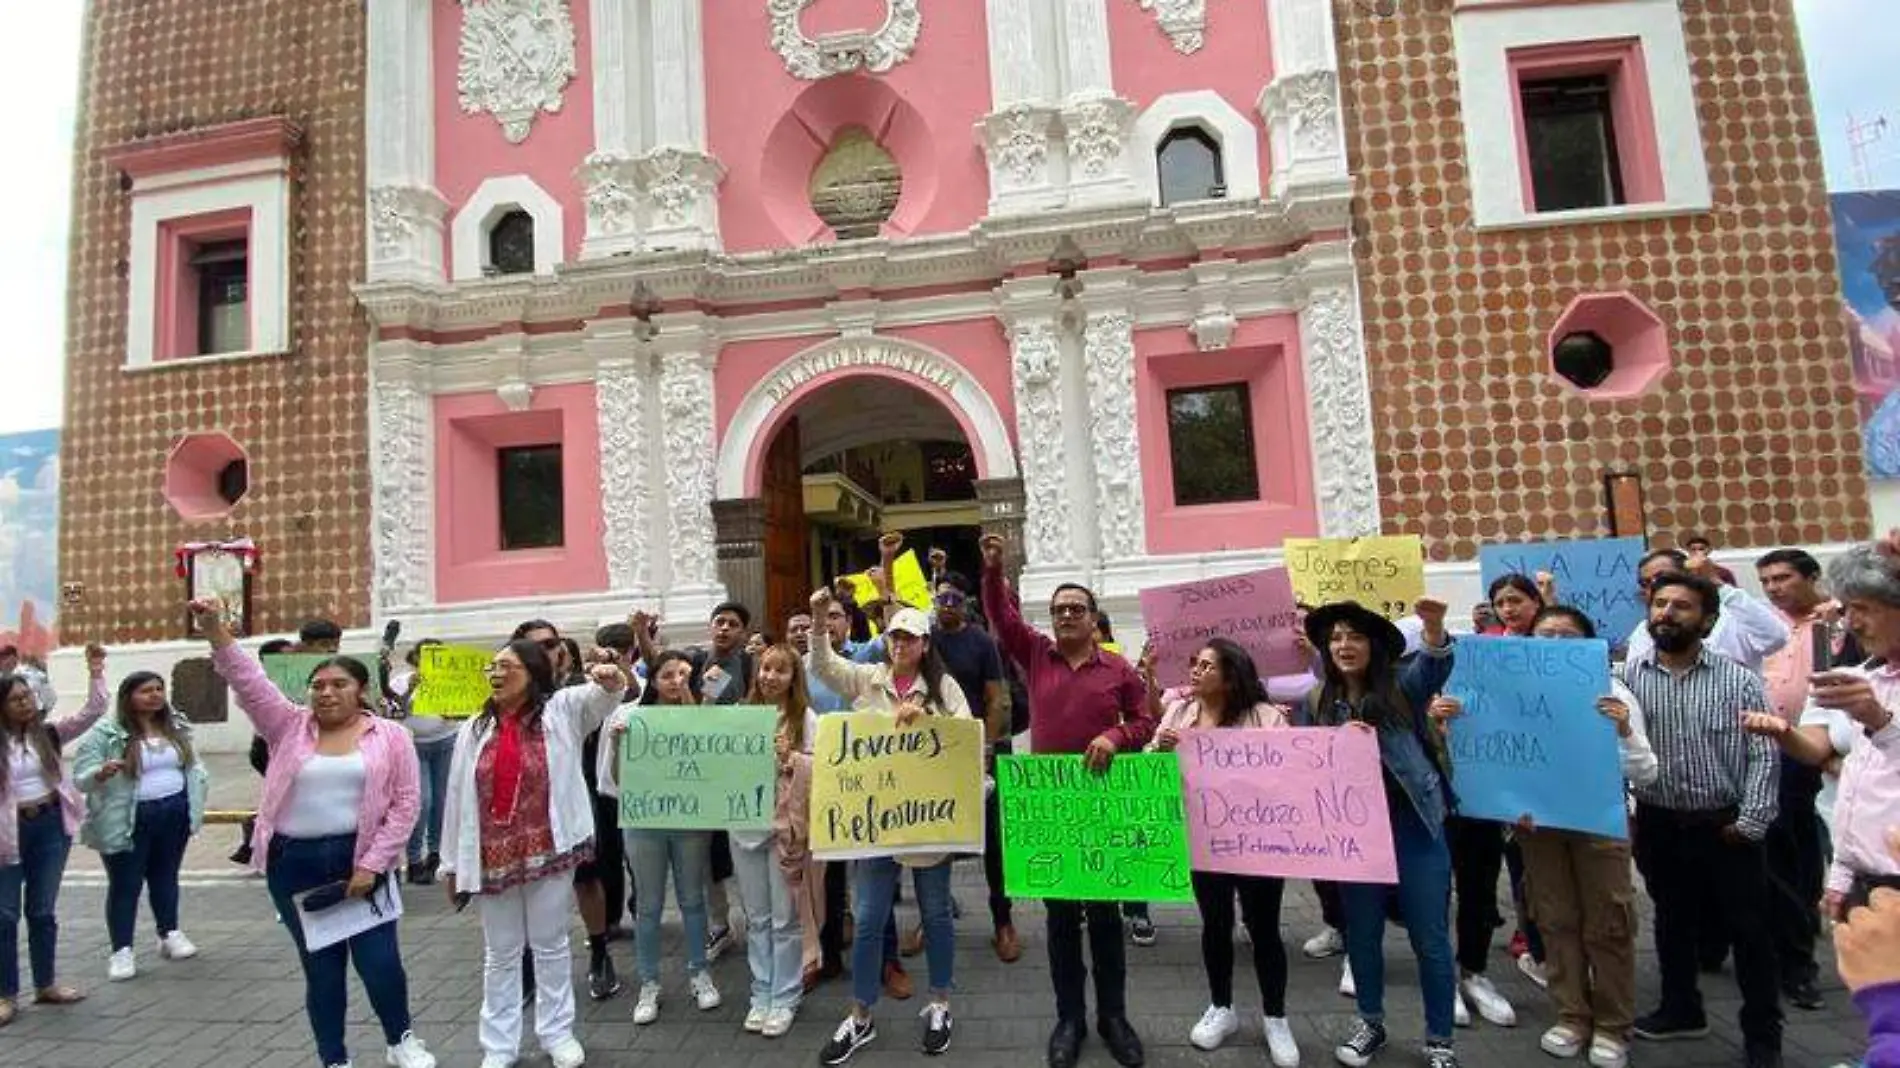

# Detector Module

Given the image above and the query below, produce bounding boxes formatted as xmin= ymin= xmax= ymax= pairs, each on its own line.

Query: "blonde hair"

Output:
xmin=746 ymin=644 xmax=812 ymax=752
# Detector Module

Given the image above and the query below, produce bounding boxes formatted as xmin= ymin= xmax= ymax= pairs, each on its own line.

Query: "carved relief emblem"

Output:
xmin=768 ymin=0 xmax=921 ymax=81
xmin=1136 ymin=0 xmax=1208 ymax=55
xmin=457 ymin=0 xmax=578 ymax=144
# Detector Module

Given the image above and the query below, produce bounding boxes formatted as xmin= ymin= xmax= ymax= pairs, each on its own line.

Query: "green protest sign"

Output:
xmin=617 ymin=705 xmax=778 ymax=831
xmin=261 ymin=654 xmax=357 ymax=703
xmin=997 ymin=753 xmax=1193 ymax=903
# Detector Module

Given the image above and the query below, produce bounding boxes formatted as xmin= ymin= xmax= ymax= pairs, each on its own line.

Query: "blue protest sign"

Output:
xmin=1442 ymin=636 xmax=1627 ymax=840
xmin=1479 ymin=538 xmax=1646 ymax=649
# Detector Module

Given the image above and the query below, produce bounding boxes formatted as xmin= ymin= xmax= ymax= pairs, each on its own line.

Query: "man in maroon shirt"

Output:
xmin=980 ymin=535 xmax=1155 ymax=1068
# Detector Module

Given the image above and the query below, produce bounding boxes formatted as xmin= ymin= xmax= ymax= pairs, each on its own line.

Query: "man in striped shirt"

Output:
xmin=1620 ymin=571 xmax=1784 ymax=1068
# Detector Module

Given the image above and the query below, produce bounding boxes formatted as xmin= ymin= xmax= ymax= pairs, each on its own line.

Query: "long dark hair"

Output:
xmin=115 ymin=672 xmax=197 ymax=778
xmin=1199 ymin=638 xmax=1268 ymax=727
xmin=474 ymin=639 xmax=556 ymax=736
xmin=745 ymin=644 xmax=812 ymax=752
xmin=891 ymin=637 xmax=954 ymax=715
xmin=1312 ymin=619 xmax=1414 ymax=730
xmin=309 ymin=656 xmax=377 ymax=712
xmin=0 ymin=675 xmax=57 ymax=795
xmin=641 ymin=650 xmax=700 ymax=706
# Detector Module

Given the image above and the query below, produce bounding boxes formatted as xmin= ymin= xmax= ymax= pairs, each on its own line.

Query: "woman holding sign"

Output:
xmin=188 ymin=598 xmax=438 ymax=1068
xmin=1299 ymin=600 xmax=1462 ymax=1068
xmin=732 ymin=644 xmax=823 ymax=1038
xmin=807 ymin=592 xmax=973 ymax=1065
xmin=437 ymin=635 xmax=628 ymax=1068
xmin=1147 ymin=638 xmax=1302 ymax=1067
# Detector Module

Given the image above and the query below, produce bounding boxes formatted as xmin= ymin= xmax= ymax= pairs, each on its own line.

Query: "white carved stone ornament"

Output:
xmin=981 ymin=105 xmax=1058 ymax=191
xmin=1083 ymin=311 xmax=1145 ymax=561
xmin=659 ymin=356 xmax=719 ymax=588
xmin=578 ymin=153 xmax=641 ymax=241
xmin=457 ymin=0 xmax=578 ymax=144
xmin=1191 ymin=306 xmax=1238 ymax=351
xmin=1008 ymin=319 xmax=1069 ymax=569
xmin=595 ymin=358 xmax=651 ymax=590
xmin=1274 ymin=69 xmax=1342 ymax=158
xmin=368 ymin=186 xmax=436 ymax=262
xmin=1063 ymin=97 xmax=1136 ymax=180
xmin=636 ymin=148 xmax=725 ymax=228
xmin=1136 ymin=0 xmax=1208 ymax=55
xmin=768 ymin=0 xmax=921 ymax=81
xmin=372 ymin=383 xmax=430 ymax=610
xmin=496 ymin=378 xmax=534 ymax=412
xmin=1302 ymin=289 xmax=1381 ymax=536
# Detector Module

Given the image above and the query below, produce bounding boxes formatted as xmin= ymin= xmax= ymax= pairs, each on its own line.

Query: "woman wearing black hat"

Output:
xmin=1297 ymin=599 xmax=1461 ymax=1068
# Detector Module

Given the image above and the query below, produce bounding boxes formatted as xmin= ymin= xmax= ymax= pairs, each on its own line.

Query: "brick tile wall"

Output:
xmin=59 ymin=0 xmax=370 ymax=641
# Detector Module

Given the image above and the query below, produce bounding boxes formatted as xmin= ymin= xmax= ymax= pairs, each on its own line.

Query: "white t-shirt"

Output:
xmin=275 ymin=752 xmax=368 ymax=839
xmin=135 ymin=739 xmax=187 ymax=802
xmin=6 ymin=739 xmax=51 ymax=804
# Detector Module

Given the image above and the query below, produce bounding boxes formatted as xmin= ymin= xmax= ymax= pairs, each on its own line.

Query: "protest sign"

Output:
xmin=998 ymin=754 xmax=1193 ymax=903
xmin=262 ymin=654 xmax=352 ymax=703
xmin=1443 ymin=636 xmax=1626 ymax=839
xmin=617 ymin=705 xmax=777 ymax=831
xmin=1178 ymin=727 xmax=1397 ymax=882
xmin=410 ymin=644 xmax=495 ymax=718
xmin=810 ymin=713 xmax=985 ymax=859
xmin=1478 ymin=537 xmax=1645 ymax=648
xmin=1284 ymin=536 xmax=1425 ymax=619
xmin=1139 ymin=569 xmax=1305 ymax=688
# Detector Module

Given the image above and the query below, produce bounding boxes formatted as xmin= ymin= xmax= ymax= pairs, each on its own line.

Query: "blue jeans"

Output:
xmin=0 ymin=805 xmax=70 ymax=998
xmin=266 ymin=833 xmax=414 ymax=1066
xmin=852 ymin=858 xmax=954 ymax=1010
xmin=733 ymin=838 xmax=803 ymax=1013
xmin=103 ymin=791 xmax=192 ymax=950
xmin=625 ymin=829 xmax=711 ymax=983
xmin=406 ymin=737 xmax=454 ymax=864
xmin=1340 ymin=801 xmax=1458 ymax=1042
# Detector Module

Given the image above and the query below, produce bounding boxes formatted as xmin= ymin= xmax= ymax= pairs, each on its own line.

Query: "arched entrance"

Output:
xmin=714 ymin=336 xmax=1022 ymax=634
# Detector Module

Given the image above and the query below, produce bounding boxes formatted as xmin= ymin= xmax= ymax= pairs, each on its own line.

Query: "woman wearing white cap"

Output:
xmin=804 ymin=593 xmax=973 ymax=1065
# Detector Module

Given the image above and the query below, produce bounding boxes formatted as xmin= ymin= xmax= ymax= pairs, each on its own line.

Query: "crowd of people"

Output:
xmin=0 ymin=530 xmax=1896 ymax=1068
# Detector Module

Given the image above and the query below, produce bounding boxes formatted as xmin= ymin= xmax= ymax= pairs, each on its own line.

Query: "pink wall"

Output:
xmin=706 ymin=1 xmax=993 ymax=252
xmin=1135 ymin=315 xmax=1318 ymax=553
xmin=714 ymin=319 xmax=1016 ymax=496
xmin=434 ymin=383 xmax=606 ymax=603
xmin=433 ymin=1 xmax=594 ymax=266
xmin=1108 ymin=0 xmax=1274 ymax=182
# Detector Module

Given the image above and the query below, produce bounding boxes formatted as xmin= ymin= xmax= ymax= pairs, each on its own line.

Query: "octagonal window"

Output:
xmin=164 ymin=432 xmax=250 ymax=521
xmin=1546 ymin=292 xmax=1671 ymax=399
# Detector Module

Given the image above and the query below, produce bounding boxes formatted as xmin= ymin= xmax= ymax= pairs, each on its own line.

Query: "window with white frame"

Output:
xmin=1157 ymin=126 xmax=1227 ymax=206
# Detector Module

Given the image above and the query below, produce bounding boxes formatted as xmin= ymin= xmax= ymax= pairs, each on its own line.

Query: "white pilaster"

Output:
xmin=1076 ymin=268 xmax=1146 ymax=564
xmin=366 ymin=0 xmax=447 ymax=283
xmin=1057 ymin=0 xmax=1139 ymax=208
xmin=649 ymin=0 xmax=708 ymax=149
xmin=655 ymin=318 xmax=724 ymax=612
xmin=1297 ymin=276 xmax=1382 ymax=537
xmin=1000 ymin=278 xmax=1075 ymax=573
xmin=1259 ymin=0 xmax=1351 ymax=204
xmin=1061 ymin=0 xmax=1116 ymax=96
xmin=588 ymin=321 xmax=656 ymax=594
xmin=636 ymin=147 xmax=725 ymax=253
xmin=368 ymin=348 xmax=435 ymax=612
xmin=978 ymin=105 xmax=1067 ymax=216
xmin=581 ymin=0 xmax=645 ymax=258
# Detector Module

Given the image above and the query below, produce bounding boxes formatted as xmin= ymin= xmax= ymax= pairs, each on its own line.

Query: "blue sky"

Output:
xmin=1794 ymin=0 xmax=1900 ymax=192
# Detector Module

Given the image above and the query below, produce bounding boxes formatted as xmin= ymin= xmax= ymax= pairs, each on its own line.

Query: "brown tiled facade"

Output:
xmin=59 ymin=0 xmax=371 ymax=641
xmin=1334 ymin=0 xmax=1870 ymax=561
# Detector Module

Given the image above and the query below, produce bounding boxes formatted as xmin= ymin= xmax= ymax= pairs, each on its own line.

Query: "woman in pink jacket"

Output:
xmin=0 ymin=642 xmax=107 ymax=1025
xmin=191 ymin=598 xmax=436 ymax=1068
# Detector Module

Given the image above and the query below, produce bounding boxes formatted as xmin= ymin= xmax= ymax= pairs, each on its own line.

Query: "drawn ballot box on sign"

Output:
xmin=996 ymin=753 xmax=1194 ymax=903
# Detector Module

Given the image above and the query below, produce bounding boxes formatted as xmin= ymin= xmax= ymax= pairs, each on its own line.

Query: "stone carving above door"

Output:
xmin=768 ymin=0 xmax=921 ymax=80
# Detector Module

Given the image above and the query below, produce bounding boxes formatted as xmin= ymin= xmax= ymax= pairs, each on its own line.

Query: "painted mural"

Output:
xmin=1832 ymin=191 xmax=1900 ymax=478
xmin=0 ymin=428 xmax=59 ymax=657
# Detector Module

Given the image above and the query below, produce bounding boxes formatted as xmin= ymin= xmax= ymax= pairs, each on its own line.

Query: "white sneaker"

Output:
xmin=546 ymin=1036 xmax=585 ymax=1068
xmin=477 ymin=1057 xmax=514 ymax=1068
xmin=633 ymin=983 xmax=661 ymax=1025
xmin=1540 ymin=1024 xmax=1585 ymax=1059
xmin=107 ymin=947 xmax=136 ymax=981
xmin=1453 ymin=988 xmax=1472 ymax=1028
xmin=1190 ymin=1004 xmax=1239 ymax=1051
xmin=383 ymin=1031 xmax=437 ymax=1068
xmin=762 ymin=1006 xmax=796 ymax=1038
xmin=1337 ymin=960 xmax=1356 ymax=998
xmin=1586 ymin=1034 xmax=1629 ymax=1068
xmin=1460 ymin=975 xmax=1517 ymax=1027
xmin=1517 ymin=953 xmax=1549 ymax=989
xmin=745 ymin=1004 xmax=769 ymax=1033
xmin=1264 ymin=1015 xmax=1301 ymax=1067
xmin=157 ymin=931 xmax=198 ymax=960
xmin=690 ymin=970 xmax=722 ymax=1011
xmin=1303 ymin=927 xmax=1345 ymax=959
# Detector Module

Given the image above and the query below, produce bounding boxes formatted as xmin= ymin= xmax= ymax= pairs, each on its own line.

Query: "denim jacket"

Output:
xmin=1298 ymin=645 xmax=1457 ymax=840
xmin=73 ymin=713 xmax=211 ymax=855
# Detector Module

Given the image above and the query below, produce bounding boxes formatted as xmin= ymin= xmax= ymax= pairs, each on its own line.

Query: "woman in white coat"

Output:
xmin=439 ymin=635 xmax=627 ymax=1068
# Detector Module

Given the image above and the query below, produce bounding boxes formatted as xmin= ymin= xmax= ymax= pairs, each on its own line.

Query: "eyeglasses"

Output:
xmin=538 ymin=638 xmax=563 ymax=651
xmin=934 ymin=591 xmax=966 ymax=607
xmin=1050 ymin=604 xmax=1092 ymax=618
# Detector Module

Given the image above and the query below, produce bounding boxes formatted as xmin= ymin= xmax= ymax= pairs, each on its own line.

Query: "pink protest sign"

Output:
xmin=1138 ymin=568 xmax=1304 ymax=690
xmin=1178 ymin=726 xmax=1398 ymax=883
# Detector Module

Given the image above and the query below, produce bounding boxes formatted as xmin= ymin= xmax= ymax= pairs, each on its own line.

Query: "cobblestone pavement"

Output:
xmin=8 ymin=756 xmax=1873 ymax=1068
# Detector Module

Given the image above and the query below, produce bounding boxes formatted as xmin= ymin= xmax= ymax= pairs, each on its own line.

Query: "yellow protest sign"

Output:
xmin=411 ymin=644 xmax=494 ymax=718
xmin=810 ymin=712 xmax=984 ymax=860
xmin=1283 ymin=536 xmax=1426 ymax=620
xmin=890 ymin=550 xmax=932 ymax=610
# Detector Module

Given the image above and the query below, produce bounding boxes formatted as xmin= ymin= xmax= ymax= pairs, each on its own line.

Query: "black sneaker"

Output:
xmin=921 ymin=1002 xmax=953 ymax=1055
xmin=1632 ymin=1009 xmax=1709 ymax=1041
xmin=1334 ymin=1019 xmax=1387 ymax=1067
xmin=1128 ymin=917 xmax=1156 ymax=946
xmin=588 ymin=952 xmax=621 ymax=1001
xmin=1424 ymin=1041 xmax=1460 ymax=1068
xmin=1783 ymin=977 xmax=1823 ymax=1011
xmin=820 ymin=1014 xmax=877 ymax=1065
xmin=707 ymin=925 xmax=735 ymax=962
xmin=1745 ymin=1045 xmax=1783 ymax=1068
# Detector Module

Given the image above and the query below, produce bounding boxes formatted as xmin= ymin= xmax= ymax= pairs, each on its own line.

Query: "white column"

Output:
xmin=655 ymin=318 xmax=723 ymax=609
xmin=978 ymin=0 xmax=1065 ymax=215
xmin=1076 ymin=268 xmax=1146 ymax=565
xmin=580 ymin=0 xmax=646 ymax=258
xmin=1058 ymin=0 xmax=1140 ymax=208
xmin=366 ymin=0 xmax=447 ymax=283
xmin=1060 ymin=0 xmax=1115 ymax=96
xmin=1297 ymin=271 xmax=1382 ymax=537
xmin=639 ymin=0 xmax=723 ymax=251
xmin=1259 ymin=0 xmax=1351 ymax=207
xmin=587 ymin=321 xmax=656 ymax=594
xmin=999 ymin=278 xmax=1076 ymax=572
xmin=368 ymin=348 xmax=434 ymax=611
